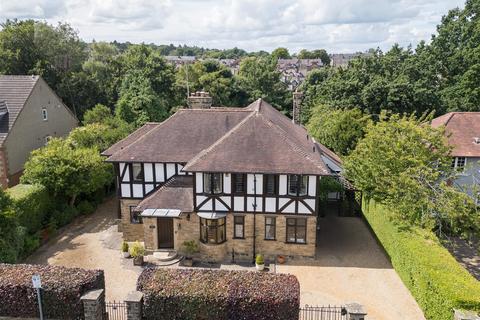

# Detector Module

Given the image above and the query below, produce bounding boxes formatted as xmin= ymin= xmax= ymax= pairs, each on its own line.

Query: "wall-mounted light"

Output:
xmin=186 ymin=213 xmax=191 ymax=221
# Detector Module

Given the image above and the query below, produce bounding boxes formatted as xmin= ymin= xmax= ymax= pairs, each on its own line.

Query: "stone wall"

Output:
xmin=120 ymin=199 xmax=143 ymax=241
xmin=171 ymin=212 xmax=316 ymax=262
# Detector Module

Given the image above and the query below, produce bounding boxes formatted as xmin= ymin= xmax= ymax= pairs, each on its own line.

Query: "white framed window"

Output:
xmin=44 ymin=135 xmax=51 ymax=145
xmin=132 ymin=163 xmax=144 ymax=182
xmin=287 ymin=175 xmax=308 ymax=196
xmin=452 ymin=157 xmax=467 ymax=172
xmin=42 ymin=108 xmax=48 ymax=121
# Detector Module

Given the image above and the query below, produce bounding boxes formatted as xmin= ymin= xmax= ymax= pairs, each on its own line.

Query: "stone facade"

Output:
xmin=139 ymin=211 xmax=317 ymax=262
xmin=120 ymin=199 xmax=143 ymax=241
xmin=0 ymin=148 xmax=7 ymax=189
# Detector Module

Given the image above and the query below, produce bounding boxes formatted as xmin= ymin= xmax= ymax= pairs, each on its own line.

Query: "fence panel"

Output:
xmin=299 ymin=305 xmax=348 ymax=320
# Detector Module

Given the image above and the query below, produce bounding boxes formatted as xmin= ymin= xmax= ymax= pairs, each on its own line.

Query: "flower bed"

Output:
xmin=137 ymin=268 xmax=300 ymax=320
xmin=0 ymin=263 xmax=105 ymax=319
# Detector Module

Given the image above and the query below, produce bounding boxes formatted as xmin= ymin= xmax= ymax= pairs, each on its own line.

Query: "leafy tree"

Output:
xmin=307 ymin=105 xmax=371 ymax=156
xmin=68 ymin=122 xmax=131 ymax=151
xmin=83 ymin=104 xmax=114 ymax=125
xmin=343 ymin=112 xmax=475 ymax=231
xmin=297 ymin=49 xmax=330 ymax=65
xmin=271 ymin=47 xmax=291 ymax=60
xmin=237 ymin=57 xmax=290 ymax=112
xmin=116 ymin=71 xmax=168 ymax=126
xmin=21 ymin=139 xmax=112 ymax=206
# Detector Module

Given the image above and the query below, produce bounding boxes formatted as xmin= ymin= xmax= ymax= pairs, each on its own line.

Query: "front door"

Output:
xmin=157 ymin=218 xmax=174 ymax=249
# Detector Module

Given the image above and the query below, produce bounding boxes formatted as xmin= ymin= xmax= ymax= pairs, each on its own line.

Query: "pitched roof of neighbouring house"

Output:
xmin=135 ymin=175 xmax=194 ymax=213
xmin=105 ymin=99 xmax=339 ymax=175
xmin=431 ymin=112 xmax=480 ymax=157
xmin=0 ymin=75 xmax=40 ymax=145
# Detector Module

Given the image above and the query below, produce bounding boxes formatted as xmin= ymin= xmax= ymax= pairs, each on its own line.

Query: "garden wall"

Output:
xmin=0 ymin=264 xmax=105 ymax=319
xmin=363 ymin=200 xmax=480 ymax=320
xmin=137 ymin=268 xmax=300 ymax=320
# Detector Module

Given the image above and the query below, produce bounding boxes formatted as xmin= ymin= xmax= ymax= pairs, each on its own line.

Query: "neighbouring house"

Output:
xmin=103 ymin=93 xmax=343 ymax=262
xmin=277 ymin=59 xmax=324 ymax=91
xmin=0 ymin=75 xmax=78 ymax=189
xmin=432 ymin=112 xmax=480 ymax=203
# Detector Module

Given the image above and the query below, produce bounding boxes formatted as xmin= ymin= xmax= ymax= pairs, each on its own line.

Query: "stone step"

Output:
xmin=152 ymin=250 xmax=178 ymax=262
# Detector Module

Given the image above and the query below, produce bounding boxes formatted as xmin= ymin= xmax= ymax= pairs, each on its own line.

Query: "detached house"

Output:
xmin=103 ymin=94 xmax=343 ymax=261
xmin=432 ymin=112 xmax=480 ymax=203
xmin=0 ymin=75 xmax=78 ymax=188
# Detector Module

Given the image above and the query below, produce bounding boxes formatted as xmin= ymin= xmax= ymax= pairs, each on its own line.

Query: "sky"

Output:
xmin=0 ymin=0 xmax=466 ymax=53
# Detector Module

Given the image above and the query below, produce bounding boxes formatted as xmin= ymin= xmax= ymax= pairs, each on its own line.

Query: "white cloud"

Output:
xmin=0 ymin=0 xmax=466 ymax=53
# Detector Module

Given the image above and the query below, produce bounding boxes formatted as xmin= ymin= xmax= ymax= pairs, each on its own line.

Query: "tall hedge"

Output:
xmin=0 ymin=264 xmax=105 ymax=319
xmin=363 ymin=200 xmax=480 ymax=320
xmin=137 ymin=268 xmax=300 ymax=320
xmin=6 ymin=184 xmax=51 ymax=234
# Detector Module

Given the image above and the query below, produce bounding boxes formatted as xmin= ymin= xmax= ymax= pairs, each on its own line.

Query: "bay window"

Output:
xmin=200 ymin=217 xmax=226 ymax=244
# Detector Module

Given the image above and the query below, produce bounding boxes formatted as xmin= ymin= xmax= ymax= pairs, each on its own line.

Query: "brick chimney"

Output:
xmin=292 ymin=90 xmax=304 ymax=125
xmin=187 ymin=91 xmax=213 ymax=109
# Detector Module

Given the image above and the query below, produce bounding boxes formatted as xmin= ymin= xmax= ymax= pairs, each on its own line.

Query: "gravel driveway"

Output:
xmin=277 ymin=215 xmax=425 ymax=320
xmin=26 ymin=197 xmax=142 ymax=301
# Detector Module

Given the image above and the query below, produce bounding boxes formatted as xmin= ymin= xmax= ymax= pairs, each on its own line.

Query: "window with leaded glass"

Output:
xmin=264 ymin=174 xmax=277 ymax=195
xmin=203 ymin=173 xmax=223 ymax=194
xmin=233 ymin=216 xmax=244 ymax=238
xmin=287 ymin=175 xmax=308 ymax=196
xmin=200 ymin=217 xmax=226 ymax=244
xmin=286 ymin=218 xmax=306 ymax=243
xmin=233 ymin=174 xmax=246 ymax=194
xmin=265 ymin=217 xmax=276 ymax=240
xmin=132 ymin=163 xmax=144 ymax=182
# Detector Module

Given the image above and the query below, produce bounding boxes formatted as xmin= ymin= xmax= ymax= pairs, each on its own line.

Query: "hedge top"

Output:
xmin=6 ymin=184 xmax=46 ymax=200
xmin=137 ymin=268 xmax=300 ymax=303
xmin=0 ymin=263 xmax=104 ymax=290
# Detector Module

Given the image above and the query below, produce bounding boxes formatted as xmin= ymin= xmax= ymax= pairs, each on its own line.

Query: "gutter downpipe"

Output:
xmin=252 ymin=174 xmax=257 ymax=264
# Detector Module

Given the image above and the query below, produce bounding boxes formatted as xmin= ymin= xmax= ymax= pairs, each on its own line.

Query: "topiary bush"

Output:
xmin=363 ymin=200 xmax=480 ymax=320
xmin=0 ymin=263 xmax=105 ymax=319
xmin=6 ymin=184 xmax=51 ymax=235
xmin=137 ymin=268 xmax=300 ymax=320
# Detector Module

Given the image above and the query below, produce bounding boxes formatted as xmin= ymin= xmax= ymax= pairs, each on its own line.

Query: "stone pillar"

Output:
xmin=126 ymin=291 xmax=144 ymax=320
xmin=81 ymin=289 xmax=105 ymax=320
xmin=292 ymin=90 xmax=304 ymax=125
xmin=345 ymin=303 xmax=367 ymax=320
xmin=454 ymin=309 xmax=480 ymax=320
xmin=188 ymin=91 xmax=213 ymax=109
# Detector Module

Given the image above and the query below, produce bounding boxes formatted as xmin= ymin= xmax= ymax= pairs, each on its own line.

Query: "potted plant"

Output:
xmin=277 ymin=255 xmax=286 ymax=264
xmin=130 ymin=241 xmax=145 ymax=266
xmin=182 ymin=240 xmax=199 ymax=267
xmin=121 ymin=241 xmax=130 ymax=258
xmin=255 ymin=254 xmax=265 ymax=271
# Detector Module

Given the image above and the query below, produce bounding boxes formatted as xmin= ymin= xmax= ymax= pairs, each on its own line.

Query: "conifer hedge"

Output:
xmin=137 ymin=268 xmax=300 ymax=320
xmin=363 ymin=200 xmax=480 ymax=320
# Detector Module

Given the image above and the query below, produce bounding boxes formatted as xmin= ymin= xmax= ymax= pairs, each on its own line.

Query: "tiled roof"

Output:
xmin=135 ymin=176 xmax=194 ymax=212
xmin=102 ymin=123 xmax=159 ymax=156
xmin=431 ymin=112 xmax=480 ymax=157
xmin=0 ymin=75 xmax=39 ymax=145
xmin=106 ymin=99 xmax=340 ymax=175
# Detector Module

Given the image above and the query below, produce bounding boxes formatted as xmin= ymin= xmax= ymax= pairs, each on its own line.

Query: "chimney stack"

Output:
xmin=292 ymin=90 xmax=304 ymax=125
xmin=187 ymin=91 xmax=213 ymax=109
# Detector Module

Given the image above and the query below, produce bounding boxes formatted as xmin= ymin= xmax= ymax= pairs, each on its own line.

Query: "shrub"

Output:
xmin=0 ymin=190 xmax=25 ymax=263
xmin=182 ymin=240 xmax=199 ymax=257
xmin=255 ymin=254 xmax=264 ymax=265
xmin=130 ymin=241 xmax=145 ymax=258
xmin=0 ymin=263 xmax=104 ymax=319
xmin=363 ymin=200 xmax=480 ymax=320
xmin=49 ymin=205 xmax=79 ymax=229
xmin=122 ymin=241 xmax=129 ymax=253
xmin=137 ymin=268 xmax=300 ymax=320
xmin=76 ymin=200 xmax=95 ymax=215
xmin=6 ymin=184 xmax=51 ymax=234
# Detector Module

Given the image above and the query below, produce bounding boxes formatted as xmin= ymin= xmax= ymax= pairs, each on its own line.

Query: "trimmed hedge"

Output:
xmin=7 ymin=184 xmax=50 ymax=234
xmin=0 ymin=263 xmax=105 ymax=319
xmin=137 ymin=268 xmax=300 ymax=320
xmin=363 ymin=200 xmax=480 ymax=320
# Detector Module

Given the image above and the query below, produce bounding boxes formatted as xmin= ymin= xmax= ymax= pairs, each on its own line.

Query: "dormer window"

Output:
xmin=288 ymin=175 xmax=308 ymax=196
xmin=132 ymin=163 xmax=144 ymax=182
xmin=204 ymin=173 xmax=222 ymax=194
xmin=42 ymin=108 xmax=48 ymax=121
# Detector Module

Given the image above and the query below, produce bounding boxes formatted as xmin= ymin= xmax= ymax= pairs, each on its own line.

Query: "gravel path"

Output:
xmin=277 ymin=215 xmax=425 ymax=320
xmin=26 ymin=197 xmax=142 ymax=301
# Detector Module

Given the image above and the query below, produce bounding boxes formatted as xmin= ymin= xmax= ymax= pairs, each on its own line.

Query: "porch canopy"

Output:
xmin=140 ymin=208 xmax=181 ymax=218
xmin=197 ymin=212 xmax=227 ymax=220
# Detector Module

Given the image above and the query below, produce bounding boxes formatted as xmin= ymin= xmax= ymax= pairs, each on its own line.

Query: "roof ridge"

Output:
xmin=183 ymin=110 xmax=257 ymax=170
